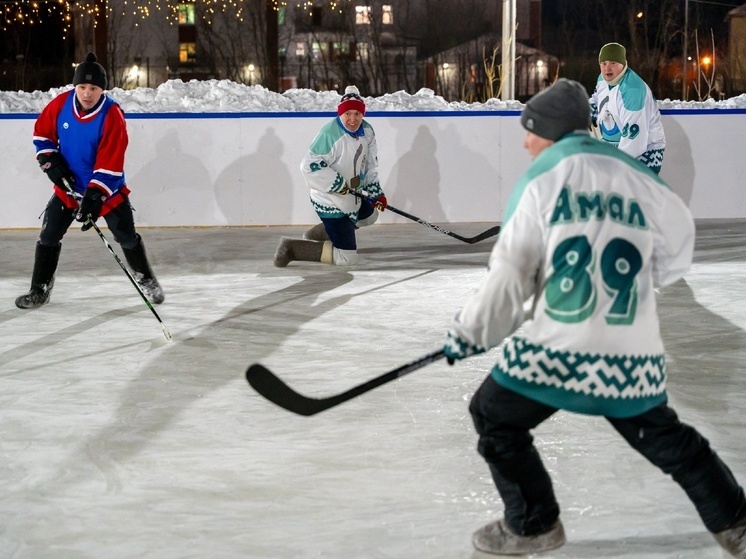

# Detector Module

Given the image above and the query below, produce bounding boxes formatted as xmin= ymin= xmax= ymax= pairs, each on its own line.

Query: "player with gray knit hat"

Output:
xmin=520 ymin=78 xmax=590 ymax=142
xmin=445 ymin=49 xmax=744 ymax=559
xmin=73 ymin=52 xmax=107 ymax=90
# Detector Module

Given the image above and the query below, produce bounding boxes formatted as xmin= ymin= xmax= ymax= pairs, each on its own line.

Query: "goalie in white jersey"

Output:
xmin=445 ymin=78 xmax=746 ymax=557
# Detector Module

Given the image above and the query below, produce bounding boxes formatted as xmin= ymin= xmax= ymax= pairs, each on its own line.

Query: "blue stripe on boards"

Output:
xmin=2 ymin=108 xmax=746 ymax=120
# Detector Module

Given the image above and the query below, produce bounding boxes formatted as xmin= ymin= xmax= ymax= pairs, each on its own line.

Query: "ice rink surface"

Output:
xmin=1 ymin=220 xmax=745 ymax=559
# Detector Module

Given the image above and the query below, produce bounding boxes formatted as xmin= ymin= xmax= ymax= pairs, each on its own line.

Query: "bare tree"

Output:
xmin=625 ymin=0 xmax=682 ymax=97
xmin=193 ymin=1 xmax=256 ymax=83
xmin=106 ymin=5 xmax=144 ymax=88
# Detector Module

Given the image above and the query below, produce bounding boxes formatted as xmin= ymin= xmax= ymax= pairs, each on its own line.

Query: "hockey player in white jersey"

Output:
xmin=444 ymin=78 xmax=746 ymax=557
xmin=273 ymin=85 xmax=387 ymax=267
xmin=590 ymin=42 xmax=666 ymax=174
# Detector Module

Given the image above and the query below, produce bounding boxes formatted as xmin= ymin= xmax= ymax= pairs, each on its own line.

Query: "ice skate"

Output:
xmin=472 ymin=518 xmax=565 ymax=556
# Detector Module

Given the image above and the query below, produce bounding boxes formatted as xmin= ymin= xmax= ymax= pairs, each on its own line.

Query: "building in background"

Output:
xmin=0 ymin=0 xmax=551 ymax=100
xmin=728 ymin=4 xmax=746 ymax=95
xmin=61 ymin=0 xmax=542 ymax=101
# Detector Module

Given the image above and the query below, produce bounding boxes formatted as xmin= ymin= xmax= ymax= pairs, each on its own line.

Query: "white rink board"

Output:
xmin=1 ymin=110 xmax=744 ymax=228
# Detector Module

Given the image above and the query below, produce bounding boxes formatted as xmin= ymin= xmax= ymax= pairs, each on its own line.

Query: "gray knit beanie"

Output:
xmin=73 ymin=52 xmax=107 ymax=90
xmin=520 ymin=78 xmax=590 ymax=141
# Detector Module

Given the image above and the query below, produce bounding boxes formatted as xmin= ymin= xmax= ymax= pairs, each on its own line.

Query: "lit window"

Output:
xmin=179 ymin=43 xmax=196 ymax=63
xmin=295 ymin=42 xmax=307 ymax=57
xmin=356 ymin=6 xmax=371 ymax=24
xmin=177 ymin=4 xmax=195 ymax=25
xmin=382 ymin=5 xmax=393 ymax=25
xmin=278 ymin=6 xmax=285 ymax=25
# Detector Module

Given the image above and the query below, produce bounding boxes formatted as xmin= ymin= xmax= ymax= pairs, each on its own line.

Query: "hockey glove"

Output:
xmin=38 ymin=152 xmax=75 ymax=188
xmin=76 ymin=187 xmax=106 ymax=231
xmin=444 ymin=330 xmax=486 ymax=365
xmin=373 ymin=195 xmax=387 ymax=212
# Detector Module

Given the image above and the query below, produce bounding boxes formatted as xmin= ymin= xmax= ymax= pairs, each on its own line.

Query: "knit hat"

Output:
xmin=598 ymin=43 xmax=626 ymax=65
xmin=73 ymin=52 xmax=107 ymax=90
xmin=520 ymin=78 xmax=590 ymax=142
xmin=337 ymin=85 xmax=366 ymax=116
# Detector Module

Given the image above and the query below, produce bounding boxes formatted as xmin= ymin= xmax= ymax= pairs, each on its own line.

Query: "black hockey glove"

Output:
xmin=38 ymin=152 xmax=75 ymax=189
xmin=76 ymin=188 xmax=105 ymax=231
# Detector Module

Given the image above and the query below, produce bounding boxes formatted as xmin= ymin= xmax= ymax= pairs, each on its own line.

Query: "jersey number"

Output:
xmin=545 ymin=235 xmax=642 ymax=325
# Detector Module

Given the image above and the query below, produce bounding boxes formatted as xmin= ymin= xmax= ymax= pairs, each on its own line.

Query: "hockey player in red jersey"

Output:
xmin=16 ymin=52 xmax=163 ymax=309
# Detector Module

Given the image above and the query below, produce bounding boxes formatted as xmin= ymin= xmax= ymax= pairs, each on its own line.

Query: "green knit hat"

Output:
xmin=598 ymin=43 xmax=626 ymax=65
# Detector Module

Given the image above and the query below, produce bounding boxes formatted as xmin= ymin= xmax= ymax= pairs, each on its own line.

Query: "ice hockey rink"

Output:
xmin=1 ymin=219 xmax=745 ymax=559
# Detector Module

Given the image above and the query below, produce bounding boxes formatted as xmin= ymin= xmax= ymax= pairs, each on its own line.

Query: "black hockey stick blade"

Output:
xmin=461 ymin=224 xmax=502 ymax=244
xmin=246 ymin=349 xmax=446 ymax=416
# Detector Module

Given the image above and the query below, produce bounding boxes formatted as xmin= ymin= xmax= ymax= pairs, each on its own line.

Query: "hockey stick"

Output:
xmin=352 ymin=190 xmax=500 ymax=244
xmin=62 ymin=179 xmax=172 ymax=341
xmin=87 ymin=220 xmax=172 ymax=341
xmin=246 ymin=349 xmax=446 ymax=416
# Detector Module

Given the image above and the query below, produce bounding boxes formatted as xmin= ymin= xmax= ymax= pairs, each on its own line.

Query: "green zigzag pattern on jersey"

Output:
xmin=499 ymin=337 xmax=666 ymax=396
xmin=311 ymin=200 xmax=358 ymax=222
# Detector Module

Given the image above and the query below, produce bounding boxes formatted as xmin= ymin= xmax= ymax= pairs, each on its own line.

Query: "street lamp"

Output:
xmin=128 ymin=64 xmax=140 ymax=87
xmin=248 ymin=63 xmax=255 ymax=85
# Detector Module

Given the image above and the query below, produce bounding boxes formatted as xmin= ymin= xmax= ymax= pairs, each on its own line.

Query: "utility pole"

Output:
xmin=501 ymin=0 xmax=516 ymax=101
xmin=265 ymin=0 xmax=279 ymax=91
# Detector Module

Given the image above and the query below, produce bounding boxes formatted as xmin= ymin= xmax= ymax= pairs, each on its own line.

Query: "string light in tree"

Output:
xmin=1 ymin=0 xmax=352 ymax=36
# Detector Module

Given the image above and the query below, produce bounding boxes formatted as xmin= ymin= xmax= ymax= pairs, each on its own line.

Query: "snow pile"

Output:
xmin=1 ymin=79 xmax=744 ymax=114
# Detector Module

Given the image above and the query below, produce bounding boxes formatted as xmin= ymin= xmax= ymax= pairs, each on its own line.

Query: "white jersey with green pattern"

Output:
xmin=300 ymin=117 xmax=384 ymax=222
xmin=590 ymin=67 xmax=666 ymax=172
xmin=450 ymin=132 xmax=694 ymax=418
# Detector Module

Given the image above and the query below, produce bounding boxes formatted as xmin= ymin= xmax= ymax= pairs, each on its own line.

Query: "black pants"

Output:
xmin=469 ymin=375 xmax=746 ymax=535
xmin=39 ymin=195 xmax=140 ymax=249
